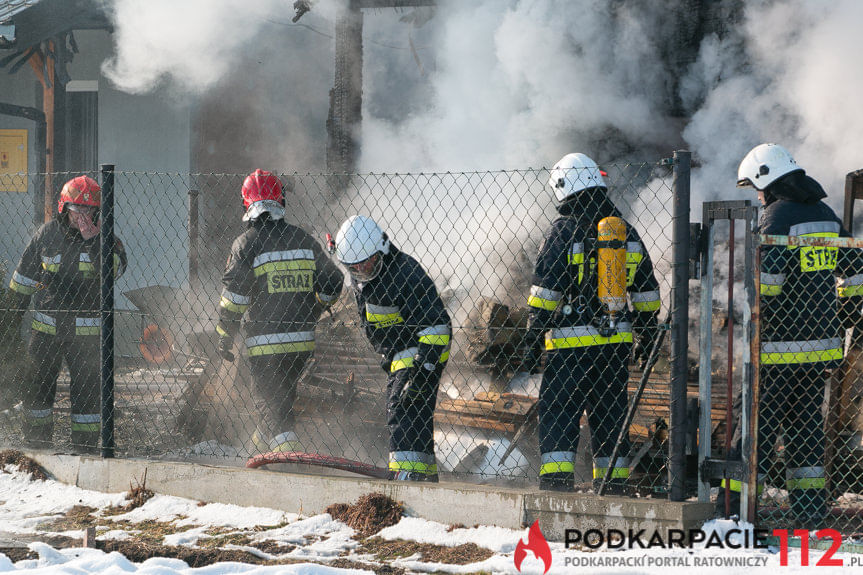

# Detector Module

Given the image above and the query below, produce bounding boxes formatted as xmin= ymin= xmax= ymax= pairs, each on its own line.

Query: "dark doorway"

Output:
xmin=65 ymin=85 xmax=97 ymax=173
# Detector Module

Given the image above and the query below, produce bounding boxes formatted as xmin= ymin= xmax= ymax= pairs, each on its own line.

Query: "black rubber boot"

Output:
xmin=23 ymin=417 xmax=53 ymax=449
xmin=540 ymin=472 xmax=574 ymax=492
xmin=387 ymin=470 xmax=439 ymax=482
xmin=71 ymin=430 xmax=100 ymax=455
xmin=790 ymin=489 xmax=828 ymax=529
xmin=714 ymin=490 xmax=741 ymax=518
xmin=593 ymin=478 xmax=634 ymax=497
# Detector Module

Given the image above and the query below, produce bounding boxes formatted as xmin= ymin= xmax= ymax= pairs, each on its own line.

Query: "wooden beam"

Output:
xmin=28 ymin=41 xmax=54 ymax=223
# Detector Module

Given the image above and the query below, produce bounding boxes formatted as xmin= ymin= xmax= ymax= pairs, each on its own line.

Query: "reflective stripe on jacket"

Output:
xmin=10 ymin=219 xmax=127 ymax=339
xmin=759 ymin=200 xmax=863 ymax=366
xmin=527 ymin=208 xmax=660 ymax=349
xmin=352 ymin=247 xmax=451 ymax=370
xmin=217 ymin=219 xmax=344 ymax=355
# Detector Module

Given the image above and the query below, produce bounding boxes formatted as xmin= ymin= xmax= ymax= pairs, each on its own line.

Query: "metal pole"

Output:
xmin=697 ymin=214 xmax=714 ymax=502
xmin=669 ymin=150 xmax=691 ymax=501
xmin=600 ymin=310 xmax=672 ymax=496
xmin=100 ymin=164 xmax=115 ymax=458
xmin=188 ymin=189 xmax=199 ymax=291
xmin=724 ymin=220 xmax=735 ymax=516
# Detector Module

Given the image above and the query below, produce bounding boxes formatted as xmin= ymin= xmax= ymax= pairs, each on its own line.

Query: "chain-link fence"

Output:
xmin=700 ymin=204 xmax=863 ymax=535
xmin=755 ymin=232 xmax=863 ymax=534
xmin=0 ymin=161 xmax=687 ymax=494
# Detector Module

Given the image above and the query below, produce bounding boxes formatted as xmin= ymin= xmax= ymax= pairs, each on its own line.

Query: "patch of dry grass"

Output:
xmin=0 ymin=450 xmax=47 ymax=480
xmin=326 ymin=493 xmax=403 ymax=537
xmin=360 ymin=536 xmax=494 ymax=565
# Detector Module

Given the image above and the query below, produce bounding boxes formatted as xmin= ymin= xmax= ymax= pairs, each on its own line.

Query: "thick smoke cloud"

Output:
xmin=98 ymin=0 xmax=863 ymax=324
xmin=101 ymin=0 xmax=344 ymax=96
xmin=361 ymin=0 xmax=680 ymax=172
xmin=99 ymin=0 xmax=863 ymax=196
xmin=363 ymin=0 xmax=863 ymax=209
xmin=684 ymin=0 xmax=863 ymax=208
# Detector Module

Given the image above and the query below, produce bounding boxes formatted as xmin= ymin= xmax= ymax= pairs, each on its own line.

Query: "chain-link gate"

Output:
xmin=700 ymin=181 xmax=863 ymax=536
xmin=0 ymin=158 xmax=689 ymax=496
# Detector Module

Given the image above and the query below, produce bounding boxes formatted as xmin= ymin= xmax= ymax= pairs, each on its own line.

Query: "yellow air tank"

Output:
xmin=597 ymin=216 xmax=627 ymax=320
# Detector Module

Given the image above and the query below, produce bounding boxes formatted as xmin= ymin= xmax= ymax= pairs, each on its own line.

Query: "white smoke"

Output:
xmin=683 ymin=0 xmax=863 ymax=208
xmin=98 ymin=0 xmax=863 ymax=198
xmin=100 ymin=0 xmax=345 ymax=96
xmin=98 ymin=0 xmax=863 ymax=348
xmin=361 ymin=0 xmax=679 ymax=172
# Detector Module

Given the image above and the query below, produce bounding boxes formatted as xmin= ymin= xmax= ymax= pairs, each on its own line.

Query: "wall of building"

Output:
xmin=0 ymin=30 xmax=194 ymax=360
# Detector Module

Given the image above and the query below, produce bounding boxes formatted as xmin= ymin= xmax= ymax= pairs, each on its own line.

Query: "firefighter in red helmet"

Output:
xmin=216 ymin=170 xmax=344 ymax=454
xmin=7 ymin=175 xmax=127 ymax=453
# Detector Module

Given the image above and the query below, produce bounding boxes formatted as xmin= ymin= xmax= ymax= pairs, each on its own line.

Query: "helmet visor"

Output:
xmin=67 ymin=203 xmax=97 ymax=215
xmin=346 ymin=253 xmax=382 ymax=282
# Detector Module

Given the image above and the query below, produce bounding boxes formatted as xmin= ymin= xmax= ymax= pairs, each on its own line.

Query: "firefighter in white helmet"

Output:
xmin=522 ymin=153 xmax=661 ymax=493
xmin=335 ymin=215 xmax=451 ymax=481
xmin=730 ymin=143 xmax=863 ymax=526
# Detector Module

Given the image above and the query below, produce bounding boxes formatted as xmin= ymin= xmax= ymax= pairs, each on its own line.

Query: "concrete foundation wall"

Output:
xmin=26 ymin=452 xmax=713 ymax=542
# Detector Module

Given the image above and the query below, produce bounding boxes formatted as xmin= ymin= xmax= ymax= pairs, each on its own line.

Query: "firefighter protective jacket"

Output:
xmin=217 ymin=219 xmax=344 ymax=356
xmin=9 ymin=219 xmax=127 ymax=339
xmin=527 ymin=193 xmax=661 ymax=349
xmin=351 ymin=246 xmax=451 ymax=372
xmin=759 ymin=191 xmax=863 ymax=367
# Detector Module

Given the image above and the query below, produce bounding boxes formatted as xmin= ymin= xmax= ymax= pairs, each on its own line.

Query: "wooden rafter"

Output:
xmin=27 ymin=40 xmax=54 ymax=222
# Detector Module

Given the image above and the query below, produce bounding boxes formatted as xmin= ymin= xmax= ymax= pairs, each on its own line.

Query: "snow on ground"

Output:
xmin=0 ymin=464 xmax=859 ymax=574
xmin=109 ymin=494 xmax=297 ymax=529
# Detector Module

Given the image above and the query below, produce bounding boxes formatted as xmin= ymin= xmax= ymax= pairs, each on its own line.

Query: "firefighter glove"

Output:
xmin=380 ymin=355 xmax=392 ymax=373
xmin=400 ymin=365 xmax=434 ymax=406
xmin=218 ymin=337 xmax=235 ymax=363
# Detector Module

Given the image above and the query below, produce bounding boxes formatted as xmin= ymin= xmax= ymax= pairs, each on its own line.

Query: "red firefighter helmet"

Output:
xmin=242 ymin=169 xmax=284 ymax=209
xmin=58 ymin=175 xmax=101 ymax=214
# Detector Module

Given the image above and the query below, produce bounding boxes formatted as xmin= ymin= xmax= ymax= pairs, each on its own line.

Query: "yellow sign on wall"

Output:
xmin=0 ymin=129 xmax=28 ymax=193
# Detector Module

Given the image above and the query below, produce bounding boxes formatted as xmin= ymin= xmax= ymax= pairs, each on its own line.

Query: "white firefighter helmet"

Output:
xmin=737 ymin=143 xmax=801 ymax=190
xmin=548 ymin=152 xmax=607 ymax=203
xmin=335 ymin=215 xmax=390 ymax=281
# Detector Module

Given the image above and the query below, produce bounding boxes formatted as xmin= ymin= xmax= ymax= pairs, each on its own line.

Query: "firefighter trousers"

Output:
xmin=23 ymin=330 xmax=100 ymax=449
xmin=248 ymin=351 xmax=312 ymax=441
xmin=386 ymin=364 xmax=442 ymax=457
xmin=724 ymin=363 xmax=828 ymax=521
xmin=759 ymin=364 xmax=827 ymax=519
xmin=539 ymin=343 xmax=631 ymax=479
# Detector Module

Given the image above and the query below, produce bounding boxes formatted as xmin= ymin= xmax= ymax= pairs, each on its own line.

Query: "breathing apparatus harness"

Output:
xmin=557 ymin=216 xmax=629 ymax=338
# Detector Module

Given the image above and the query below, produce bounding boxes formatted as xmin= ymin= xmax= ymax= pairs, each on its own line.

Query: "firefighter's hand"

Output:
xmin=218 ymin=337 xmax=235 ymax=363
xmin=380 ymin=356 xmax=392 ymax=373
xmin=401 ymin=365 xmax=434 ymax=406
xmin=70 ymin=209 xmax=100 ymax=240
xmin=632 ymin=336 xmax=651 ymax=370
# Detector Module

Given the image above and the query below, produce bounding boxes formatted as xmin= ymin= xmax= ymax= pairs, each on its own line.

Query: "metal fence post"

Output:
xmin=697 ymin=207 xmax=715 ymax=502
xmin=100 ymin=163 xmax=115 ymax=458
xmin=669 ymin=150 xmax=691 ymax=501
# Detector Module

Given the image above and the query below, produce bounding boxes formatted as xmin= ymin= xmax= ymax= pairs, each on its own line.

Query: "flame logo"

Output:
xmin=514 ymin=520 xmax=552 ymax=573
